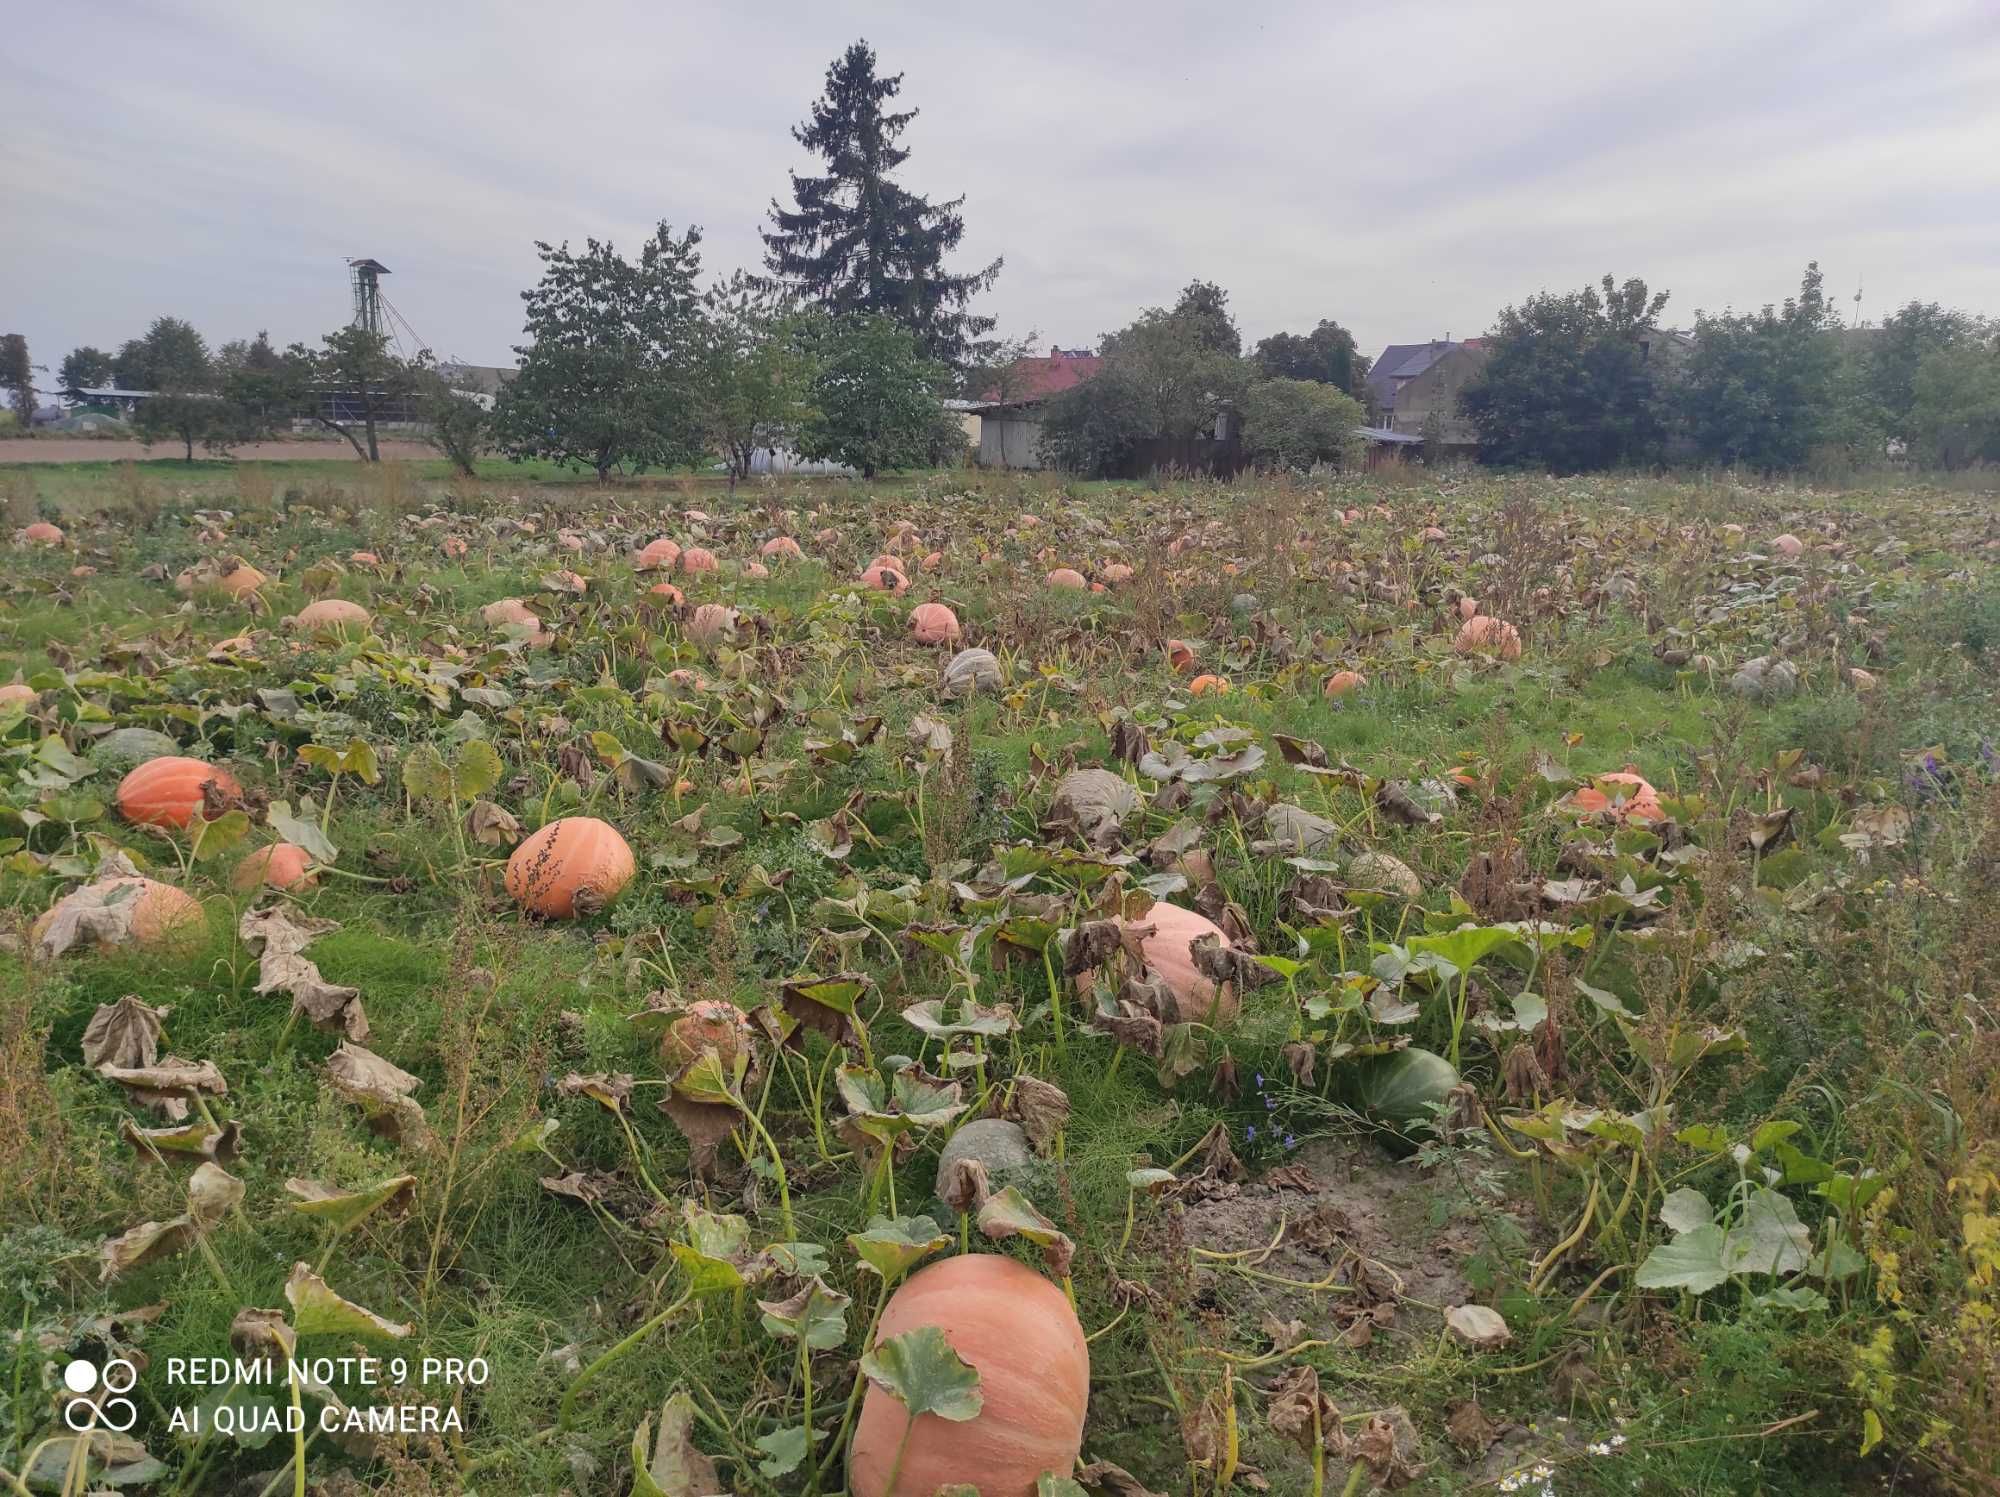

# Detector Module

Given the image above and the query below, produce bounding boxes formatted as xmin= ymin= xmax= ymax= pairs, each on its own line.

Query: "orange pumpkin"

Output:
xmin=919 ymin=550 xmax=945 ymax=572
xmin=678 ymin=547 xmax=719 ymax=575
xmin=22 ymin=521 xmax=64 ymax=546
xmin=0 ymin=682 xmax=36 ymax=708
xmin=349 ymin=551 xmax=381 ymax=567
xmin=741 ymin=560 xmax=770 ymax=580
xmin=867 ymin=553 xmax=906 ymax=574
xmin=1456 ymin=595 xmax=1480 ymax=620
xmin=177 ymin=560 xmax=267 ymax=598
xmin=1453 ymin=615 xmax=1522 ymax=661
xmin=658 ymin=999 xmax=755 ymax=1075
xmin=1322 ymin=669 xmax=1367 ymax=698
xmin=1569 ymin=769 xmax=1664 ymax=823
xmin=647 ymin=582 xmax=686 ymax=606
xmin=687 ymin=603 xmax=740 ymax=646
xmin=908 ymin=602 xmax=962 ymax=645
xmin=759 ymin=536 xmax=804 ymax=561
xmin=482 ymin=598 xmax=540 ymax=630
xmin=1422 ymin=525 xmax=1447 ymax=543
xmin=1117 ymin=902 xmax=1238 ymax=1024
xmin=118 ymin=756 xmax=242 ymax=831
xmin=504 ymin=817 xmax=635 ymax=918
xmin=849 ymin=1255 xmax=1088 ymax=1497
xmin=293 ymin=599 xmax=371 ymax=634
xmin=440 ymin=536 xmax=469 ymax=559
xmin=1187 ymin=673 xmax=1230 ymax=696
xmin=1045 ymin=567 xmax=1087 ymax=590
xmin=232 ymin=842 xmax=317 ymax=892
xmin=635 ymin=537 xmax=681 ymax=572
xmin=1771 ymin=533 xmax=1804 ymax=558
xmin=33 ymin=876 xmax=204 ymax=953
xmin=860 ymin=564 xmax=909 ymax=596
xmin=1101 ymin=562 xmax=1134 ymax=585
xmin=1165 ymin=639 xmax=1198 ymax=675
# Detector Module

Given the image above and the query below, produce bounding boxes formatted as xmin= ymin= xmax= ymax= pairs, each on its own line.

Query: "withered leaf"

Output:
xmin=1004 ymin=1074 xmax=1071 ymax=1153
xmin=325 ymin=1042 xmax=428 ymax=1145
xmin=239 ymin=905 xmax=367 ymax=1043
xmin=82 ymin=995 xmax=167 ymax=1071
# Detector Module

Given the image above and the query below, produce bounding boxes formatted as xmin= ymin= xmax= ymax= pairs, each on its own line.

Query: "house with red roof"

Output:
xmin=967 ymin=345 xmax=1105 ymax=467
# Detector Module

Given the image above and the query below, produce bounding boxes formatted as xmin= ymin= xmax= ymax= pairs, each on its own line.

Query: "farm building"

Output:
xmin=969 ymin=346 xmax=1103 ymax=469
xmin=1363 ymin=339 xmax=1490 ymax=450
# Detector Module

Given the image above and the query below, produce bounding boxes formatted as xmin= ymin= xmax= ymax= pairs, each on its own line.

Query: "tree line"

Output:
xmin=1458 ymin=265 xmax=2000 ymax=472
xmin=1035 ymin=280 xmax=1374 ymax=476
xmin=18 ymin=39 xmax=1996 ymax=478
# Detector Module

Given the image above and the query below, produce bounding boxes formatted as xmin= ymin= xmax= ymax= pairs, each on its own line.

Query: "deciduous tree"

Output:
xmin=692 ymin=272 xmax=818 ymax=485
xmin=1252 ymin=320 xmax=1370 ymax=396
xmin=494 ymin=223 xmax=706 ymax=482
xmin=796 ymin=313 xmax=945 ymax=479
xmin=1678 ymin=263 xmax=1856 ymax=471
xmin=1241 ymin=378 xmax=1365 ymax=470
xmin=283 ymin=326 xmax=429 ymax=463
xmin=0 ymin=334 xmax=31 ymax=426
xmin=1459 ymin=274 xmax=1671 ymax=471
xmin=59 ymin=345 xmax=115 ymax=393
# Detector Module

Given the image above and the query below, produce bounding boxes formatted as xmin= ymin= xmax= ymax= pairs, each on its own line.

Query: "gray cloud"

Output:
xmin=5 ymin=0 xmax=1995 ymax=378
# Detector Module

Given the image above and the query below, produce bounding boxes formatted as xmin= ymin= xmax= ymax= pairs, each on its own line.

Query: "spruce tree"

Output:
xmin=763 ymin=41 xmax=999 ymax=368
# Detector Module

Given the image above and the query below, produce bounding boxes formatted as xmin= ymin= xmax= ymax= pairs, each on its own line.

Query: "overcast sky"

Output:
xmin=7 ymin=0 xmax=1997 ymax=379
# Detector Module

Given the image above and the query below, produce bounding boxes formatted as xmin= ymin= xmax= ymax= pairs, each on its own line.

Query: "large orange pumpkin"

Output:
xmin=1454 ymin=615 xmax=1522 ymax=661
xmin=678 ymin=547 xmax=719 ymax=575
xmin=908 ymin=603 xmax=962 ymax=645
xmin=33 ymin=876 xmax=204 ymax=953
xmin=22 ymin=522 xmax=65 ymax=545
xmin=860 ymin=564 xmax=909 ymax=596
xmin=1187 ymin=673 xmax=1230 ymax=696
xmin=867 ymin=553 xmax=906 ymax=574
xmin=1117 ymin=902 xmax=1238 ymax=1024
xmin=176 ymin=560 xmax=267 ymax=599
xmin=1045 ymin=567 xmax=1087 ymax=590
xmin=1771 ymin=533 xmax=1804 ymax=558
xmin=1323 ymin=669 xmax=1367 ymax=698
xmin=1568 ymin=769 xmax=1664 ymax=823
xmin=118 ymin=756 xmax=242 ymax=831
xmin=1165 ymin=639 xmax=1197 ymax=675
xmin=293 ymin=599 xmax=371 ymax=634
xmin=686 ymin=603 xmax=740 ymax=646
xmin=647 ymin=582 xmax=686 ymax=606
xmin=759 ymin=536 xmax=804 ymax=561
xmin=635 ymin=537 xmax=681 ymax=572
xmin=849 ymin=1255 xmax=1088 ymax=1497
xmin=232 ymin=842 xmax=317 ymax=892
xmin=504 ymin=817 xmax=635 ymax=918
xmin=482 ymin=598 xmax=540 ymax=630
xmin=0 ymin=682 xmax=36 ymax=708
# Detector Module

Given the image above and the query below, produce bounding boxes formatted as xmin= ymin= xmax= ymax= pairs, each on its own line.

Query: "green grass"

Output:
xmin=3 ymin=468 xmax=1997 ymax=1494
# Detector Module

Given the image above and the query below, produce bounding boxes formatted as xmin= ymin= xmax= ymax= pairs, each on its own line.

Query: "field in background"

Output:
xmin=4 ymin=467 xmax=1998 ymax=1495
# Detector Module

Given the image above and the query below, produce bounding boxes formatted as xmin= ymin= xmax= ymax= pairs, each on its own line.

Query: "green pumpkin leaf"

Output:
xmin=284 ymin=1263 xmax=411 ymax=1339
xmin=754 ymin=1425 xmax=808 ymax=1479
xmin=266 ymin=799 xmax=339 ymax=865
xmin=757 ymin=1274 xmax=851 ymax=1349
xmin=188 ymin=809 xmax=250 ymax=863
xmin=976 ymin=1185 xmax=1076 ymax=1276
xmin=284 ymin=1174 xmax=416 ymax=1231
xmin=859 ymin=1323 xmax=983 ymax=1422
xmin=847 ymin=1215 xmax=949 ymax=1282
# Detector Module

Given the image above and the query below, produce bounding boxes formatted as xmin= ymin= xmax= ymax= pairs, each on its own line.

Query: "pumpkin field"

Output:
xmin=3 ymin=467 xmax=1998 ymax=1495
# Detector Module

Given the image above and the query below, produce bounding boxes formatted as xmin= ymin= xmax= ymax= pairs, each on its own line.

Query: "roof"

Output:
xmin=1366 ymin=340 xmax=1464 ymax=405
xmin=64 ymin=386 xmax=157 ymax=398
xmin=977 ymin=350 xmax=1103 ymax=403
xmin=1355 ymin=425 xmax=1423 ymax=445
xmin=438 ymin=363 xmax=517 ymax=397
